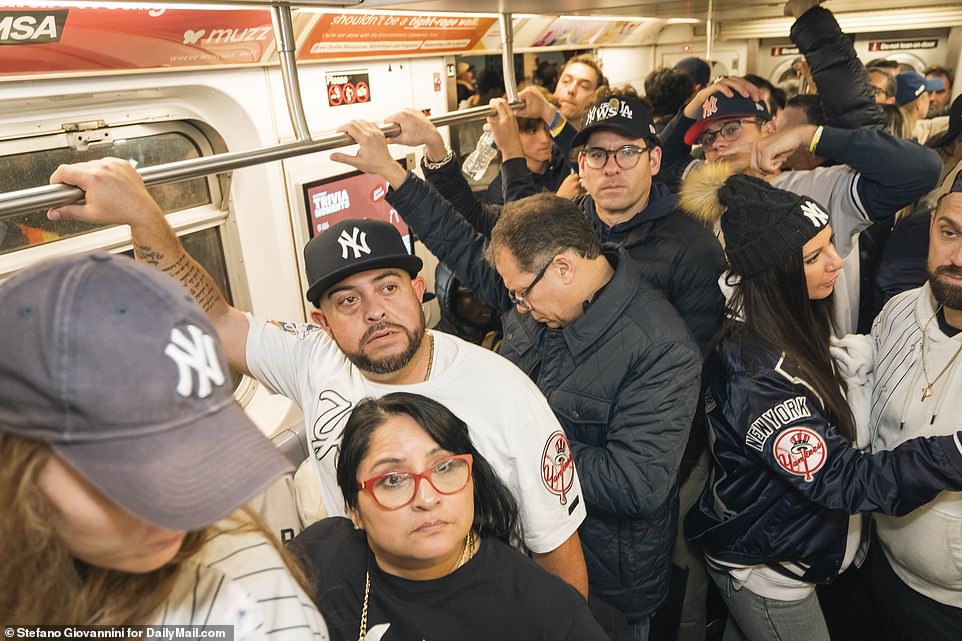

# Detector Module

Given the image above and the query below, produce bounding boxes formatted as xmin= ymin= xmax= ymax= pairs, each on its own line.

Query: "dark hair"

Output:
xmin=722 ymin=253 xmax=856 ymax=442
xmin=336 ymin=393 xmax=519 ymax=540
xmin=744 ymin=74 xmax=786 ymax=115
xmin=563 ymin=53 xmax=607 ymax=90
xmin=866 ymin=58 xmax=899 ymax=72
xmin=644 ymin=67 xmax=694 ymax=119
xmin=516 ymin=116 xmax=547 ymax=134
xmin=486 ymin=193 xmax=601 ymax=272
xmin=785 ymin=94 xmax=825 ymax=126
xmin=534 ymin=60 xmax=560 ymax=91
xmin=476 ymin=68 xmax=505 ymax=99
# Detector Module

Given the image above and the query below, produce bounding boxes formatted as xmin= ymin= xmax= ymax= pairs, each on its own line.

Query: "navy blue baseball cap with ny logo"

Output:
xmin=304 ymin=218 xmax=423 ymax=307
xmin=684 ymin=91 xmax=771 ymax=145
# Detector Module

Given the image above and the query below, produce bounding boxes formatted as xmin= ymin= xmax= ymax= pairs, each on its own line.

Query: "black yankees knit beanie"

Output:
xmin=679 ymin=162 xmax=830 ymax=277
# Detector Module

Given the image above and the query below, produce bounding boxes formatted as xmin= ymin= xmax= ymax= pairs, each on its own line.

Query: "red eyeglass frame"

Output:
xmin=356 ymin=453 xmax=474 ymax=510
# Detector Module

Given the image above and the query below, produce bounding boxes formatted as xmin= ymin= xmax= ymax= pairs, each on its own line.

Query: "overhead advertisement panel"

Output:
xmin=0 ymin=6 xmax=274 ymax=74
xmin=298 ymin=13 xmax=496 ymax=60
xmin=529 ymin=17 xmax=607 ymax=48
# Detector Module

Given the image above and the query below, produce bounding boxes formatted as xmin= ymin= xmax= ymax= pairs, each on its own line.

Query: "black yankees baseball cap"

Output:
xmin=571 ymin=94 xmax=658 ymax=149
xmin=304 ymin=218 xmax=423 ymax=307
xmin=0 ymin=252 xmax=291 ymax=530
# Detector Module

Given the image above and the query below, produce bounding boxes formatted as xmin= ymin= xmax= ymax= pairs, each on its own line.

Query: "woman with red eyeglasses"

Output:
xmin=289 ymin=392 xmax=608 ymax=641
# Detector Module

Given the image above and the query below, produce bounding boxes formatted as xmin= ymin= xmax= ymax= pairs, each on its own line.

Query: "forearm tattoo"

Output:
xmin=135 ymin=246 xmax=220 ymax=313
xmin=133 ymin=243 xmax=164 ymax=266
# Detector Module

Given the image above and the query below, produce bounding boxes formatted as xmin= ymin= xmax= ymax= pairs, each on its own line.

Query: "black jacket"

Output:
xmin=790 ymin=6 xmax=885 ymax=131
xmin=686 ymin=330 xmax=962 ymax=584
xmin=575 ymin=182 xmax=725 ymax=351
xmin=501 ymin=252 xmax=701 ymax=619
xmin=387 ymin=176 xmax=703 ymax=619
xmin=423 ymin=156 xmax=726 ymax=351
xmin=418 ymin=155 xmax=723 ymax=483
xmin=485 ymin=145 xmax=571 ymax=205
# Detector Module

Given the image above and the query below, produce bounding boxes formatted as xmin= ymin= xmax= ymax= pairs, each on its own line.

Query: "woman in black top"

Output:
xmin=291 ymin=392 xmax=608 ymax=641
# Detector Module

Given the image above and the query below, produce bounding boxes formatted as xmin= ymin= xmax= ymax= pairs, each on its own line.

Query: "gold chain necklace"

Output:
xmin=357 ymin=571 xmax=370 ymax=641
xmin=423 ymin=331 xmax=435 ymax=382
xmin=920 ymin=305 xmax=962 ymax=401
xmin=356 ymin=530 xmax=475 ymax=641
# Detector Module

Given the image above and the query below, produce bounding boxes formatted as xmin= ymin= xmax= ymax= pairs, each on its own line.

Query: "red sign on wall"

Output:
xmin=0 ymin=7 xmax=274 ymax=74
xmin=326 ymin=70 xmax=371 ymax=107
xmin=300 ymin=13 xmax=496 ymax=60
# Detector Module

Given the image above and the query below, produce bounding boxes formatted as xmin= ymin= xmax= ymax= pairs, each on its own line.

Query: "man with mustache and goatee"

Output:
xmin=44 ymin=158 xmax=590 ymax=600
xmin=861 ymin=161 xmax=962 ymax=640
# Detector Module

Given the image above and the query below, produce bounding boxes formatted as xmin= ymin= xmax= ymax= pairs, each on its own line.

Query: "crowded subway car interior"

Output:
xmin=2 ymin=0 xmax=962 ymax=639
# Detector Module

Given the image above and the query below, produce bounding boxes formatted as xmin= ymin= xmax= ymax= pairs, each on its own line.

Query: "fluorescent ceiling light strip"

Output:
xmin=722 ymin=7 xmax=962 ymax=38
xmin=296 ymin=7 xmax=496 ymax=16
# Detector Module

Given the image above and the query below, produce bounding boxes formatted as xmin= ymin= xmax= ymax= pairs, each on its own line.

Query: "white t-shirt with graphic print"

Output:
xmin=245 ymin=317 xmax=586 ymax=554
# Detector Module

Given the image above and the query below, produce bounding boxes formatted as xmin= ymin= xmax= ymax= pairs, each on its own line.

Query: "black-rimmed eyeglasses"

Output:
xmin=508 ymin=257 xmax=554 ymax=310
xmin=581 ymin=145 xmax=649 ymax=170
xmin=695 ymin=119 xmax=761 ymax=148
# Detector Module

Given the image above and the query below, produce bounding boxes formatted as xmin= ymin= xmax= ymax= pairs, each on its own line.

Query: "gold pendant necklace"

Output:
xmin=356 ymin=530 xmax=475 ymax=641
xmin=454 ymin=529 xmax=476 ymax=570
xmin=920 ymin=305 xmax=962 ymax=401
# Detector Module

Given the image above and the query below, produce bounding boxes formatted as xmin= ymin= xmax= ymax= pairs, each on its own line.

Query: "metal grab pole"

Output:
xmin=271 ymin=3 xmax=311 ymax=142
xmin=499 ymin=12 xmax=519 ymax=104
xmin=706 ymin=0 xmax=715 ymax=63
xmin=0 ymin=103 xmax=523 ymax=217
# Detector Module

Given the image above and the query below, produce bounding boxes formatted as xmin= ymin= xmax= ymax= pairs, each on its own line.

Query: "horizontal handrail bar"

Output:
xmin=0 ymin=102 xmax=523 ymax=217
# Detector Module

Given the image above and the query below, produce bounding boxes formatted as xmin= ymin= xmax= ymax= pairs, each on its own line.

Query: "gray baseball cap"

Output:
xmin=0 ymin=252 xmax=291 ymax=531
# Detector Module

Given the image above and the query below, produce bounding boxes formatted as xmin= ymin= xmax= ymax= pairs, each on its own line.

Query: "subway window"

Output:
xmin=0 ymin=121 xmax=241 ymax=385
xmin=0 ymin=122 xmax=231 ymax=303
xmin=0 ymin=125 xmax=212 ymax=254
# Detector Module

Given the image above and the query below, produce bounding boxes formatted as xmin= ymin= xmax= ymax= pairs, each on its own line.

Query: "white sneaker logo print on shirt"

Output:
xmin=165 ymin=325 xmax=225 ymax=398
xmin=338 ymin=227 xmax=371 ymax=259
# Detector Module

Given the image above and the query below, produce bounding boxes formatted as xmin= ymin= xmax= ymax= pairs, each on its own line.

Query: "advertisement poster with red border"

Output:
xmin=299 ymin=13 xmax=496 ymax=60
xmin=304 ymin=170 xmax=410 ymax=244
xmin=0 ymin=7 xmax=274 ymax=74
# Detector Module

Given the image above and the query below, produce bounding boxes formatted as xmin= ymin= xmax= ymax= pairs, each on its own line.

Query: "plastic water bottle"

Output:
xmin=462 ymin=131 xmax=499 ymax=181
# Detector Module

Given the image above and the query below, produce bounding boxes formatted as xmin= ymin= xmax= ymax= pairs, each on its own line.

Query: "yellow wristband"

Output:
xmin=809 ymin=125 xmax=824 ymax=153
xmin=549 ymin=113 xmax=567 ymax=138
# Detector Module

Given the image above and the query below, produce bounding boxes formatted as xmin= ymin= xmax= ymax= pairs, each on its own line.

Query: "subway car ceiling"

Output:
xmin=361 ymin=0 xmax=962 ymax=24
xmin=2 ymin=1 xmax=962 ymax=75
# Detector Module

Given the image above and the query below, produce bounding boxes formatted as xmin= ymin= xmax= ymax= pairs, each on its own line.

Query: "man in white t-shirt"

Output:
xmin=47 ymin=157 xmax=590 ymax=598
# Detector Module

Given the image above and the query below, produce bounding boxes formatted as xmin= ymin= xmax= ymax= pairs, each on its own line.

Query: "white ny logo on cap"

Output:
xmin=800 ymin=201 xmax=829 ymax=227
xmin=165 ymin=325 xmax=225 ymax=398
xmin=338 ymin=227 xmax=371 ymax=259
